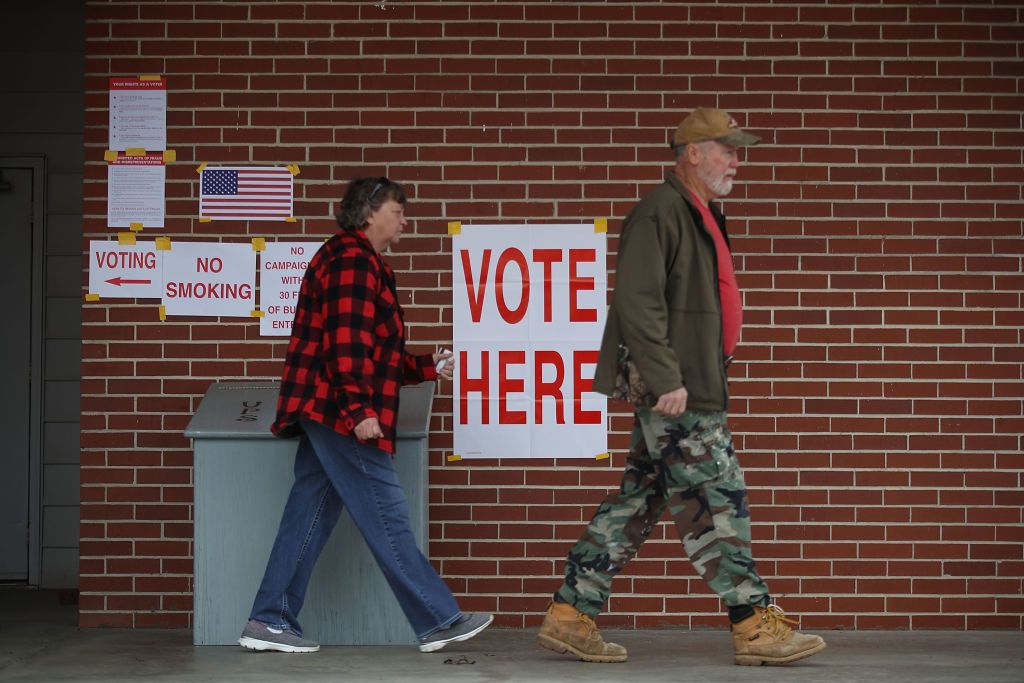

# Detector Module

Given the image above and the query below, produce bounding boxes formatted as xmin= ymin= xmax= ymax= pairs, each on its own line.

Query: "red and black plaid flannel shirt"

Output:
xmin=271 ymin=230 xmax=436 ymax=454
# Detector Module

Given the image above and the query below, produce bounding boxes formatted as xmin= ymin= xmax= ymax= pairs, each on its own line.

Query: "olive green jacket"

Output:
xmin=592 ymin=172 xmax=731 ymax=411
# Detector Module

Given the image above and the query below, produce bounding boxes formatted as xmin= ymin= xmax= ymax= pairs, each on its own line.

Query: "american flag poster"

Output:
xmin=199 ymin=166 xmax=294 ymax=220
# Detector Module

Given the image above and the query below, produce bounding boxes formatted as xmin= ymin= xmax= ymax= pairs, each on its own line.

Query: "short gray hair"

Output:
xmin=674 ymin=139 xmax=716 ymax=161
xmin=335 ymin=177 xmax=407 ymax=233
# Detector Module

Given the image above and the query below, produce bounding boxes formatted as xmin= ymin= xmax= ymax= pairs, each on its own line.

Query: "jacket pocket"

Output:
xmin=668 ymin=308 xmax=724 ymax=409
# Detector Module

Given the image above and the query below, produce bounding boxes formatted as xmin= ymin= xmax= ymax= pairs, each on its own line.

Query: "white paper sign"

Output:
xmin=109 ymin=77 xmax=167 ymax=152
xmin=259 ymin=242 xmax=322 ymax=336
xmin=88 ymin=240 xmax=163 ymax=299
xmin=107 ymin=154 xmax=165 ymax=228
xmin=452 ymin=224 xmax=607 ymax=459
xmin=162 ymin=242 xmax=256 ymax=317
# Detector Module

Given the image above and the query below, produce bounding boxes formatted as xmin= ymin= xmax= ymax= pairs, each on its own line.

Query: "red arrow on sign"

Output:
xmin=105 ymin=277 xmax=152 ymax=286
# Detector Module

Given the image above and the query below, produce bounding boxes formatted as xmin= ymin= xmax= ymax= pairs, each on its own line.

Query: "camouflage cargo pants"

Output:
xmin=556 ymin=408 xmax=770 ymax=617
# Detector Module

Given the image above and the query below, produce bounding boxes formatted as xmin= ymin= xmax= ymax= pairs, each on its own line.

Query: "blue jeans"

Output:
xmin=249 ymin=419 xmax=461 ymax=639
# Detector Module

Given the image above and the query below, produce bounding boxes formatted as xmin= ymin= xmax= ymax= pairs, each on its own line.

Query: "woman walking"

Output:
xmin=239 ymin=177 xmax=492 ymax=654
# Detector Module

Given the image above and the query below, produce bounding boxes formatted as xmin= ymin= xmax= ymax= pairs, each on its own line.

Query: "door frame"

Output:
xmin=0 ymin=155 xmax=46 ymax=585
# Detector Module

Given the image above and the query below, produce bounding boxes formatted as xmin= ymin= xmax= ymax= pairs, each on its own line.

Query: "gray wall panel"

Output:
xmin=46 ymin=173 xmax=83 ymax=213
xmin=0 ymin=51 xmax=84 ymax=93
xmin=44 ymin=422 xmax=82 ymax=465
xmin=46 ymin=256 xmax=83 ymax=297
xmin=45 ymin=339 xmax=82 ymax=381
xmin=44 ymin=381 xmax=81 ymax=423
xmin=46 ymin=297 xmax=82 ymax=339
xmin=0 ymin=1 xmax=83 ymax=589
xmin=0 ymin=134 xmax=84 ymax=173
xmin=42 ymin=506 xmax=79 ymax=548
xmin=42 ymin=464 xmax=79 ymax=507
xmin=40 ymin=548 xmax=78 ymax=588
xmin=0 ymin=94 xmax=86 ymax=134
xmin=0 ymin=5 xmax=85 ymax=48
xmin=46 ymin=214 xmax=84 ymax=255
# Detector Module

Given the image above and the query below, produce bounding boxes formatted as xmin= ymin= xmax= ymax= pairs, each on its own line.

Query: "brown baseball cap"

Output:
xmin=670 ymin=107 xmax=761 ymax=148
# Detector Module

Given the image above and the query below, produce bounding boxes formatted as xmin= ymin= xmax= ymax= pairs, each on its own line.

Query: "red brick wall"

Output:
xmin=81 ymin=1 xmax=1023 ymax=630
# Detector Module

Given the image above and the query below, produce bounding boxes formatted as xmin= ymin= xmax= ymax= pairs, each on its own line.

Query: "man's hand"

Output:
xmin=354 ymin=416 xmax=384 ymax=440
xmin=653 ymin=387 xmax=688 ymax=417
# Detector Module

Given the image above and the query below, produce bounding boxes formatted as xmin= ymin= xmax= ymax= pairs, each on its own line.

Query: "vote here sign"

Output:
xmin=259 ymin=241 xmax=321 ymax=336
xmin=452 ymin=224 xmax=607 ymax=459
xmin=88 ymin=240 xmax=163 ymax=299
xmin=162 ymin=242 xmax=256 ymax=317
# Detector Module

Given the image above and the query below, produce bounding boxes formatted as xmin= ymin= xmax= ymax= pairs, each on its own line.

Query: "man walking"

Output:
xmin=537 ymin=108 xmax=826 ymax=666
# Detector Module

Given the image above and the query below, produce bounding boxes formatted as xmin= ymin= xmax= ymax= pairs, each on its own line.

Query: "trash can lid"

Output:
xmin=184 ymin=381 xmax=436 ymax=440
xmin=184 ymin=382 xmax=281 ymax=438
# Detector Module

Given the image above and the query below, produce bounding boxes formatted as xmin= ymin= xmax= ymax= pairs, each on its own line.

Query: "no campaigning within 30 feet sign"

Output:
xmin=259 ymin=241 xmax=322 ymax=336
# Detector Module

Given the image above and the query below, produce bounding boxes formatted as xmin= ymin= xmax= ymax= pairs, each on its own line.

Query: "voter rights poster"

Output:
xmin=452 ymin=223 xmax=608 ymax=460
xmin=108 ymin=76 xmax=167 ymax=152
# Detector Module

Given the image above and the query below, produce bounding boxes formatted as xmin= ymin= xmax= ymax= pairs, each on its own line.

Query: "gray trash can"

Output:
xmin=185 ymin=380 xmax=435 ymax=646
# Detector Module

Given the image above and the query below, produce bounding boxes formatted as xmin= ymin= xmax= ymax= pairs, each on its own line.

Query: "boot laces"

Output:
xmin=759 ymin=604 xmax=799 ymax=638
xmin=577 ymin=611 xmax=599 ymax=634
xmin=549 ymin=602 xmax=600 ymax=637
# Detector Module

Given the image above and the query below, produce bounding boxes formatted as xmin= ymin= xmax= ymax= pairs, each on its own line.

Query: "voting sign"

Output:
xmin=452 ymin=224 xmax=607 ymax=459
xmin=88 ymin=240 xmax=162 ymax=299
xmin=259 ymin=241 xmax=321 ymax=336
xmin=162 ymin=242 xmax=256 ymax=317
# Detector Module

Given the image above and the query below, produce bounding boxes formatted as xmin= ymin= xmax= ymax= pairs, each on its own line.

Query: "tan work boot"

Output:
xmin=536 ymin=601 xmax=628 ymax=663
xmin=732 ymin=604 xmax=826 ymax=666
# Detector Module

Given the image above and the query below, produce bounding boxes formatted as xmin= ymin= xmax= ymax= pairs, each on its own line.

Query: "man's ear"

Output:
xmin=686 ymin=143 xmax=703 ymax=164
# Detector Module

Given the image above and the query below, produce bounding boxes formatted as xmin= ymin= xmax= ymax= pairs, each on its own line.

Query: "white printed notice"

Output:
xmin=259 ymin=242 xmax=321 ymax=336
xmin=452 ymin=224 xmax=607 ymax=459
xmin=107 ymin=153 xmax=165 ymax=228
xmin=162 ymin=242 xmax=256 ymax=317
xmin=88 ymin=240 xmax=163 ymax=299
xmin=109 ymin=76 xmax=167 ymax=152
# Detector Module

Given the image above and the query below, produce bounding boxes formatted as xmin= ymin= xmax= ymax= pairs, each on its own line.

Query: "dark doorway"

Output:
xmin=0 ymin=158 xmax=45 ymax=584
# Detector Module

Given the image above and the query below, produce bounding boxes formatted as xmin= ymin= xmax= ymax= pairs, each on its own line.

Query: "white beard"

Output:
xmin=698 ymin=164 xmax=735 ymax=197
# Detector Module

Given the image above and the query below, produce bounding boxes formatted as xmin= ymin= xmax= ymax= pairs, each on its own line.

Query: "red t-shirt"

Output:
xmin=689 ymin=191 xmax=742 ymax=357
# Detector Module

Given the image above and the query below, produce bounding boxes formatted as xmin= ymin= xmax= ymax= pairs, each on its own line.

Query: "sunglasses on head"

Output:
xmin=368 ymin=177 xmax=389 ymax=200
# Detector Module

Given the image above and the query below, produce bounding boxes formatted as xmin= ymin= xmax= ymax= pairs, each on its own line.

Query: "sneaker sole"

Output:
xmin=238 ymin=636 xmax=320 ymax=653
xmin=734 ymin=640 xmax=826 ymax=666
xmin=536 ymin=633 xmax=628 ymax=663
xmin=418 ymin=614 xmax=494 ymax=653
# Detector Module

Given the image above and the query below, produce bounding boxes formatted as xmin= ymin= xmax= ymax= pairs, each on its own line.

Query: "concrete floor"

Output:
xmin=2 ymin=590 xmax=1022 ymax=683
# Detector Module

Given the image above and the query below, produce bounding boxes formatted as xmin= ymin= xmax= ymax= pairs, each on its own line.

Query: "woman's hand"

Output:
xmin=354 ymin=416 xmax=384 ymax=440
xmin=432 ymin=350 xmax=455 ymax=380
